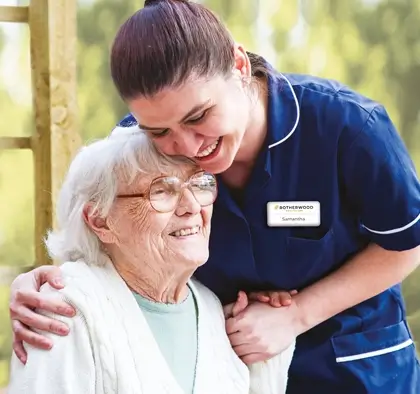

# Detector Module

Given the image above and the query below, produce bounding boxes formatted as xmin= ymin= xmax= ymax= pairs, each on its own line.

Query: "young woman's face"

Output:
xmin=127 ymin=53 xmax=253 ymax=174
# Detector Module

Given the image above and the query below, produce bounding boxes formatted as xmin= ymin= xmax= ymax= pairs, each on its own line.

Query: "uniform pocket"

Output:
xmin=331 ymin=320 xmax=420 ymax=393
xmin=284 ymin=228 xmax=334 ymax=286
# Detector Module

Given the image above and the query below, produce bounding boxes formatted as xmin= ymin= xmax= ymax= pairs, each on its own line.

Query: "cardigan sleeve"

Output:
xmin=7 ymin=287 xmax=96 ymax=394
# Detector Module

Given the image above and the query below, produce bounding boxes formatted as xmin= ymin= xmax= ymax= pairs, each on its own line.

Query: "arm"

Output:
xmin=7 ymin=285 xmax=95 ymax=394
xmin=295 ymin=243 xmax=420 ymax=335
xmin=295 ymin=104 xmax=420 ymax=333
xmin=9 ymin=266 xmax=75 ymax=362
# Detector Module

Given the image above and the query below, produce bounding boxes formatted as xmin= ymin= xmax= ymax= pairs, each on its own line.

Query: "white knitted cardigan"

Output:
xmin=8 ymin=260 xmax=295 ymax=394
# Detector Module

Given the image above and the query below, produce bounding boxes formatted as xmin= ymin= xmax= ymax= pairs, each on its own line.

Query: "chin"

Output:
xmin=199 ymin=151 xmax=236 ymax=174
xmin=180 ymin=251 xmax=209 ymax=269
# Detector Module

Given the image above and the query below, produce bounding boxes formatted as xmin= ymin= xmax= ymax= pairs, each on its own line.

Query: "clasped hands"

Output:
xmin=223 ymin=289 xmax=301 ymax=365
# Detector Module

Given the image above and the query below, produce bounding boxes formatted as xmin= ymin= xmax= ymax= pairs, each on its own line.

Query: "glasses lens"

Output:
xmin=149 ymin=176 xmax=181 ymax=212
xmin=189 ymin=172 xmax=217 ymax=206
xmin=149 ymin=172 xmax=217 ymax=212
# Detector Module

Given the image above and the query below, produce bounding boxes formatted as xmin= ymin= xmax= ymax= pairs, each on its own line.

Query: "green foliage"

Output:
xmin=0 ymin=0 xmax=420 ymax=387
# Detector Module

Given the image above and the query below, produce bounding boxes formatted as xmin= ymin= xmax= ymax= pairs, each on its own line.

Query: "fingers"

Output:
xmin=271 ymin=291 xmax=292 ymax=307
xmin=248 ymin=291 xmax=270 ymax=303
xmin=248 ymin=289 xmax=299 ymax=307
xmin=227 ymin=331 xmax=252 ymax=347
xmin=13 ymin=290 xmax=75 ymax=317
xmin=226 ymin=314 xmax=245 ymax=335
xmin=12 ymin=335 xmax=27 ymax=364
xmin=232 ymin=343 xmax=257 ymax=358
xmin=12 ymin=320 xmax=53 ymax=351
xmin=10 ymin=304 xmax=70 ymax=336
xmin=241 ymin=352 xmax=271 ymax=365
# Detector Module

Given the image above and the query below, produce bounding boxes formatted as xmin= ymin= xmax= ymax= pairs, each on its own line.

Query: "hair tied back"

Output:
xmin=144 ymin=0 xmax=188 ymax=7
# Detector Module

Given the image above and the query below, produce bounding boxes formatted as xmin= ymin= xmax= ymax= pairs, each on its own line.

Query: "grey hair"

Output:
xmin=45 ymin=126 xmax=196 ymax=266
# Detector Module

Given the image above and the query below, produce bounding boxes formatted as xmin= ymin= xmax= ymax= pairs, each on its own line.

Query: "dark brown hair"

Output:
xmin=110 ymin=0 xmax=267 ymax=100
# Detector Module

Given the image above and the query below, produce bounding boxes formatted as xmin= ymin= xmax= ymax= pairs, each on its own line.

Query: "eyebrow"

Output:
xmin=138 ymin=99 xmax=212 ymax=131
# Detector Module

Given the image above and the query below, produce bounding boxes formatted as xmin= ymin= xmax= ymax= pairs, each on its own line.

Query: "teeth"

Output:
xmin=196 ymin=138 xmax=220 ymax=158
xmin=172 ymin=226 xmax=200 ymax=237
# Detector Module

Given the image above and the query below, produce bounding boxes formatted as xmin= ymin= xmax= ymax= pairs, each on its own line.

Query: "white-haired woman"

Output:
xmin=7 ymin=127 xmax=295 ymax=394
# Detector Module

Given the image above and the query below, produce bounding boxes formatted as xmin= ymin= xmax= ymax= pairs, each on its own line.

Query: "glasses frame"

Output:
xmin=116 ymin=170 xmax=218 ymax=213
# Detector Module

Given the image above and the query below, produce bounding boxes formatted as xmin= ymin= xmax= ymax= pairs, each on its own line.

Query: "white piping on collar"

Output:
xmin=362 ymin=212 xmax=420 ymax=235
xmin=268 ymin=74 xmax=301 ymax=149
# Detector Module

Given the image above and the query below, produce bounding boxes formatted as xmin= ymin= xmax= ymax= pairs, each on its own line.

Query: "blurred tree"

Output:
xmin=274 ymin=0 xmax=420 ymax=152
xmin=76 ymin=1 xmax=141 ymax=140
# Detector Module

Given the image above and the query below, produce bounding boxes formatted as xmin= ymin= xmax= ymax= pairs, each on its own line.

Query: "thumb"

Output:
xmin=36 ymin=265 xmax=64 ymax=290
xmin=223 ymin=302 xmax=235 ymax=319
xmin=232 ymin=291 xmax=248 ymax=317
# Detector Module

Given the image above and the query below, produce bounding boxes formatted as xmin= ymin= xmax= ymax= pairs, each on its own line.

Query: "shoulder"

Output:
xmin=285 ymin=72 xmax=376 ymax=109
xmin=285 ymin=72 xmax=379 ymax=126
xmin=42 ymin=260 xmax=96 ymax=296
xmin=283 ymin=72 xmax=393 ymax=148
xmin=39 ymin=261 xmax=103 ymax=320
xmin=190 ymin=278 xmax=223 ymax=311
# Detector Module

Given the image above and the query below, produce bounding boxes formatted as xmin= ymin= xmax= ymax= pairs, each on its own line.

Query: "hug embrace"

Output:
xmin=7 ymin=1 xmax=420 ymax=393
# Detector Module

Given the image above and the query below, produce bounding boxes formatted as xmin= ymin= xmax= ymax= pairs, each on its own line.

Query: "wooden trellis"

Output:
xmin=0 ymin=1 xmax=80 ymax=272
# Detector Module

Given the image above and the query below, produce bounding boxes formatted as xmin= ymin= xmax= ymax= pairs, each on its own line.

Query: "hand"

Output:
xmin=248 ymin=289 xmax=298 ymax=307
xmin=225 ymin=300 xmax=302 ymax=365
xmin=223 ymin=289 xmax=297 ymax=318
xmin=9 ymin=265 xmax=75 ymax=364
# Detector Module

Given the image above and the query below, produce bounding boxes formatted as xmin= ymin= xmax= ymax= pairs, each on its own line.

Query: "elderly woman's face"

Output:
xmin=101 ymin=165 xmax=214 ymax=268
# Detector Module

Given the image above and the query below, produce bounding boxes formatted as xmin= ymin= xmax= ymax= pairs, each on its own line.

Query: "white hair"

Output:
xmin=45 ymin=126 xmax=195 ymax=266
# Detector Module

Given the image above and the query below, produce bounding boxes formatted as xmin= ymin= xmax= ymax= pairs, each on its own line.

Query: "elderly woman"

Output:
xmin=7 ymin=127 xmax=295 ymax=394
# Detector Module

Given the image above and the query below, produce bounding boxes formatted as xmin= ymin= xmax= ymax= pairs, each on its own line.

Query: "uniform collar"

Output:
xmin=265 ymin=68 xmax=301 ymax=150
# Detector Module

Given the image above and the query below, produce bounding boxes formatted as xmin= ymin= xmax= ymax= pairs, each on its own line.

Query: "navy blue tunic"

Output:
xmin=118 ymin=64 xmax=420 ymax=393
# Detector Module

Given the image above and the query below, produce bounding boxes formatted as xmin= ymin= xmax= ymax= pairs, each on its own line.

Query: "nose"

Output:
xmin=175 ymin=188 xmax=201 ymax=216
xmin=173 ymin=130 xmax=204 ymax=157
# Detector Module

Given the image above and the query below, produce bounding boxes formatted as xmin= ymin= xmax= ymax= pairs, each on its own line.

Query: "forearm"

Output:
xmin=294 ymin=243 xmax=420 ymax=335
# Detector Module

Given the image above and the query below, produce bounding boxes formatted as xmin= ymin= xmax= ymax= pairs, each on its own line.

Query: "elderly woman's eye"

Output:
xmin=153 ymin=189 xmax=166 ymax=195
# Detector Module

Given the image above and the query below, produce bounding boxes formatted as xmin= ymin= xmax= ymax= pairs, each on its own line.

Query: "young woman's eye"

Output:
xmin=188 ymin=110 xmax=208 ymax=124
xmin=149 ymin=129 xmax=169 ymax=138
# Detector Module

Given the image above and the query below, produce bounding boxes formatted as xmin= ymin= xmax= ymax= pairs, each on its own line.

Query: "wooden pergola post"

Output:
xmin=0 ymin=1 xmax=80 ymax=269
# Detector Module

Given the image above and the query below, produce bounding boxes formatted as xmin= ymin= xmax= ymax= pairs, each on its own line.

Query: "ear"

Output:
xmin=82 ymin=203 xmax=117 ymax=244
xmin=232 ymin=43 xmax=252 ymax=79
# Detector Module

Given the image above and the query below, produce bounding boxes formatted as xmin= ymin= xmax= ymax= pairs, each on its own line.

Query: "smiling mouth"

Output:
xmin=195 ymin=137 xmax=221 ymax=159
xmin=169 ymin=225 xmax=201 ymax=237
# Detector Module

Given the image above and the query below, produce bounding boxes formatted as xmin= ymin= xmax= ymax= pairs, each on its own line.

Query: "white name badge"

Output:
xmin=267 ymin=201 xmax=320 ymax=227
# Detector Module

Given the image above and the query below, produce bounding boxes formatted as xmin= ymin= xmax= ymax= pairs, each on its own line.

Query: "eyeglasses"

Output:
xmin=116 ymin=171 xmax=217 ymax=213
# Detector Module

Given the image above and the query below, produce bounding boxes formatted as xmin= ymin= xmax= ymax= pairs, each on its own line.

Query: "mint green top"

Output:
xmin=132 ymin=286 xmax=199 ymax=394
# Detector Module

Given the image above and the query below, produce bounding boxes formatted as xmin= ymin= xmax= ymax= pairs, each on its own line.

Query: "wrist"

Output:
xmin=292 ymin=292 xmax=315 ymax=336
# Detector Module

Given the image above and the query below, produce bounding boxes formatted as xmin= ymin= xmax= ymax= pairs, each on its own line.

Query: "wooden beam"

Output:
xmin=30 ymin=0 xmax=53 ymax=267
xmin=0 ymin=6 xmax=29 ymax=23
xmin=0 ymin=136 xmax=31 ymax=150
xmin=29 ymin=0 xmax=80 ymax=267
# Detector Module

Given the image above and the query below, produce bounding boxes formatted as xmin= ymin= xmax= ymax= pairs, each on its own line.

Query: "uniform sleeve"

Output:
xmin=7 ymin=289 xmax=95 ymax=394
xmin=340 ymin=105 xmax=420 ymax=251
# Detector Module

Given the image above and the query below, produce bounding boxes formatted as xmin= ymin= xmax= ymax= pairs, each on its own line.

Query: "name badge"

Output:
xmin=267 ymin=201 xmax=320 ymax=227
